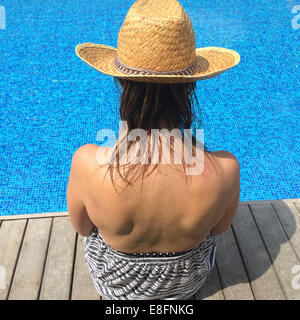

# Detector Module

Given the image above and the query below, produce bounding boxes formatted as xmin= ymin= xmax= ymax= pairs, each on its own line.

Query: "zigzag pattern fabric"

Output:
xmin=84 ymin=227 xmax=216 ymax=300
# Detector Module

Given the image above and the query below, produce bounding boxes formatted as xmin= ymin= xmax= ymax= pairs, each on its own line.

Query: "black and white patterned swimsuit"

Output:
xmin=84 ymin=227 xmax=216 ymax=300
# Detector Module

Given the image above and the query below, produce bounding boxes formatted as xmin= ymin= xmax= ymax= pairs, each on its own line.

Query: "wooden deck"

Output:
xmin=0 ymin=199 xmax=300 ymax=300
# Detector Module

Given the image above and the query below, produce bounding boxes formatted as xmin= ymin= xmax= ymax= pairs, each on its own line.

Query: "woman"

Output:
xmin=67 ymin=0 xmax=240 ymax=300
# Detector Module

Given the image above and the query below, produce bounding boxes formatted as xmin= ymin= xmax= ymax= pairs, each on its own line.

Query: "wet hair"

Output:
xmin=99 ymin=77 xmax=214 ymax=193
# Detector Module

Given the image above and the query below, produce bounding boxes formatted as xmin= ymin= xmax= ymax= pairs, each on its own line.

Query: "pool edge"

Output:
xmin=1 ymin=198 xmax=299 ymax=220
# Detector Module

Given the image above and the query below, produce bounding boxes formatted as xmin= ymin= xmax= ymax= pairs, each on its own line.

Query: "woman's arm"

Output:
xmin=67 ymin=146 xmax=96 ymax=237
xmin=210 ymin=151 xmax=240 ymax=235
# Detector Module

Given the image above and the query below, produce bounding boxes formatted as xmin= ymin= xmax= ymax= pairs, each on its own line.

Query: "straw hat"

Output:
xmin=75 ymin=0 xmax=240 ymax=83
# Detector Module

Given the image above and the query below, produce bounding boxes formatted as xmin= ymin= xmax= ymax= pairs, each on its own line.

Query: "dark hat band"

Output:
xmin=113 ymin=55 xmax=198 ymax=76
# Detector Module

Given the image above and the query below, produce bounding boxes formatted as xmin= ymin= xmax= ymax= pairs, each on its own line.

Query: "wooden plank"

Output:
xmin=8 ymin=218 xmax=52 ymax=300
xmin=272 ymin=202 xmax=300 ymax=261
xmin=182 ymin=294 xmax=195 ymax=300
xmin=39 ymin=216 xmax=76 ymax=300
xmin=232 ymin=205 xmax=285 ymax=300
xmin=251 ymin=204 xmax=300 ymax=300
xmin=0 ymin=219 xmax=27 ymax=300
xmin=195 ymin=263 xmax=224 ymax=300
xmin=214 ymin=228 xmax=254 ymax=300
xmin=294 ymin=202 xmax=300 ymax=216
xmin=71 ymin=235 xmax=100 ymax=300
xmin=239 ymin=199 xmax=300 ymax=206
xmin=0 ymin=212 xmax=69 ymax=221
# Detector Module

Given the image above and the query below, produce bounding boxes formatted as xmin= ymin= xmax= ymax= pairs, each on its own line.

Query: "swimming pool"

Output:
xmin=0 ymin=0 xmax=299 ymax=215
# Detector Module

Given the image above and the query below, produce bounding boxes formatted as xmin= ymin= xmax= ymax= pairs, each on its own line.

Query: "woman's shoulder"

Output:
xmin=211 ymin=150 xmax=240 ymax=189
xmin=71 ymin=144 xmax=112 ymax=179
xmin=211 ymin=150 xmax=240 ymax=170
xmin=73 ymin=144 xmax=112 ymax=163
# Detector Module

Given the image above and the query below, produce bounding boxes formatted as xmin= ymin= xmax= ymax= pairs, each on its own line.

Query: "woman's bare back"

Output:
xmin=78 ymin=143 xmax=237 ymax=254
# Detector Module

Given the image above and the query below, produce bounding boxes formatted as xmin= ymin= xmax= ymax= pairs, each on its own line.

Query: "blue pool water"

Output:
xmin=0 ymin=0 xmax=299 ymax=215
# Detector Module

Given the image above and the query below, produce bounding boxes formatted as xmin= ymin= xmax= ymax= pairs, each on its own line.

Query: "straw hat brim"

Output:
xmin=75 ymin=43 xmax=240 ymax=83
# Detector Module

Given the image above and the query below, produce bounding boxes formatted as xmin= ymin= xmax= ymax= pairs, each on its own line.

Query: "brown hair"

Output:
xmin=99 ymin=77 xmax=214 ymax=193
